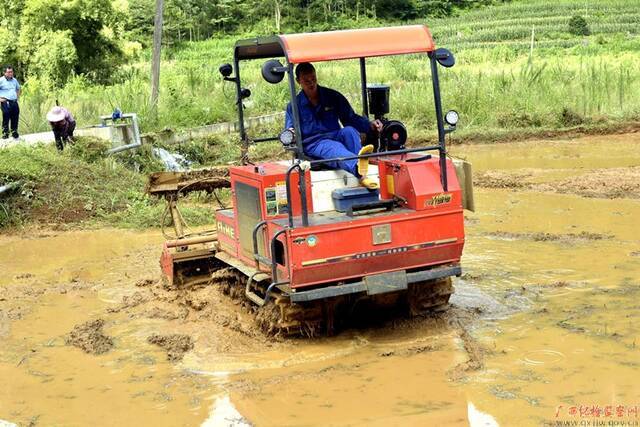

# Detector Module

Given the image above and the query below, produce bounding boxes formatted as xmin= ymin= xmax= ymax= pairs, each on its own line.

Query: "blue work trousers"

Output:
xmin=304 ymin=126 xmax=362 ymax=176
xmin=1 ymin=100 xmax=19 ymax=138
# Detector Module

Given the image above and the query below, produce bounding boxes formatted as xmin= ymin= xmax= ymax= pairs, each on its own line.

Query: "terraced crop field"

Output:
xmin=432 ymin=0 xmax=639 ymax=50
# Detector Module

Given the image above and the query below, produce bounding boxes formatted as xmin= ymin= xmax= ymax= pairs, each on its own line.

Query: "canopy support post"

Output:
xmin=360 ymin=57 xmax=369 ymax=117
xmin=287 ymin=63 xmax=304 ymax=160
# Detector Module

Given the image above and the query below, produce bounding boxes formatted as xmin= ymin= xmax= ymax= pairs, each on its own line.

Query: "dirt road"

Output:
xmin=1 ymin=133 xmax=639 ymax=426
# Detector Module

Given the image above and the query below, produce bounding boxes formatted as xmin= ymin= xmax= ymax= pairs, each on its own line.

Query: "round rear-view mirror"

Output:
xmin=262 ymin=59 xmax=286 ymax=84
xmin=219 ymin=63 xmax=233 ymax=77
xmin=435 ymin=48 xmax=455 ymax=68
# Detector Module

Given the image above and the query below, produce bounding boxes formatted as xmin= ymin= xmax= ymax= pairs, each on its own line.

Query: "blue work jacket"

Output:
xmin=285 ymin=86 xmax=371 ymax=145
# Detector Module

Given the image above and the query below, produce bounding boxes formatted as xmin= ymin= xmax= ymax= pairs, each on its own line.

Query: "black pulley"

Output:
xmin=380 ymin=120 xmax=407 ymax=151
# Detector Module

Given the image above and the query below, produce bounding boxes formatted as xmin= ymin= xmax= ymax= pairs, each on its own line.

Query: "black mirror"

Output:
xmin=435 ymin=48 xmax=455 ymax=68
xmin=219 ymin=63 xmax=233 ymax=77
xmin=261 ymin=59 xmax=286 ymax=84
xmin=240 ymin=88 xmax=251 ymax=99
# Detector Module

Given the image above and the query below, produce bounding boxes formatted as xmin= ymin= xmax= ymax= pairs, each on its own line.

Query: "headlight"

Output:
xmin=279 ymin=129 xmax=295 ymax=146
xmin=444 ymin=110 xmax=459 ymax=126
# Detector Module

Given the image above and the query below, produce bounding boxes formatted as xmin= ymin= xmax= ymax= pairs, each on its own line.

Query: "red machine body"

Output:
xmin=215 ymin=154 xmax=464 ymax=291
xmin=154 ymin=25 xmax=470 ymax=334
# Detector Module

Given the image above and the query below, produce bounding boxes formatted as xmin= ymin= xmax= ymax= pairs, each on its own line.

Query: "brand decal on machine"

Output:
xmin=265 ymin=181 xmax=289 ymax=216
xmin=425 ymin=193 xmax=452 ymax=207
xmin=216 ymin=221 xmax=235 ymax=239
xmin=301 ymin=238 xmax=457 ymax=267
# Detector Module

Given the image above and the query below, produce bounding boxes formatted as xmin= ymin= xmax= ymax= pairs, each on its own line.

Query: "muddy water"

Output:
xmin=447 ymin=133 xmax=640 ymax=426
xmin=0 ymin=230 xmax=219 ymax=426
xmin=1 ymin=133 xmax=639 ymax=426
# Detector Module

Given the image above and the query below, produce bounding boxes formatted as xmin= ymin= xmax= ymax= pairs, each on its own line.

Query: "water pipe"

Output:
xmin=100 ymin=113 xmax=142 ymax=154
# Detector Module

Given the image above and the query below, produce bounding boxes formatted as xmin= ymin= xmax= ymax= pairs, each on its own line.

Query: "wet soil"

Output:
xmin=147 ymin=334 xmax=194 ymax=361
xmin=474 ymin=166 xmax=640 ymax=199
xmin=64 ymin=319 xmax=114 ymax=355
xmin=1 ymin=132 xmax=639 ymax=426
xmin=483 ymin=230 xmax=612 ymax=242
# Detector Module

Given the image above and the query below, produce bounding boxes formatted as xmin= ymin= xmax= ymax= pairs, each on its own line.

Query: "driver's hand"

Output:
xmin=370 ymin=119 xmax=383 ymax=132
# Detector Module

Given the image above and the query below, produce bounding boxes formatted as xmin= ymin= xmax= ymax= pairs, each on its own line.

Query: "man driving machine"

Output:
xmin=285 ymin=62 xmax=382 ymax=189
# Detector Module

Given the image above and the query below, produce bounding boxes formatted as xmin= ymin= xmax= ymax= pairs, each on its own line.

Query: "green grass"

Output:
xmin=5 ymin=0 xmax=640 ymax=229
xmin=16 ymin=0 xmax=640 ymax=143
xmin=0 ymin=137 xmax=216 ymax=229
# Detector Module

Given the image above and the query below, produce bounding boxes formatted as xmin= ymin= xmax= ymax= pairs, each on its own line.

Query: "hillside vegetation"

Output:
xmin=15 ymin=0 xmax=640 ymax=140
xmin=2 ymin=0 xmax=639 ymax=230
xmin=0 ymin=138 xmax=219 ymax=228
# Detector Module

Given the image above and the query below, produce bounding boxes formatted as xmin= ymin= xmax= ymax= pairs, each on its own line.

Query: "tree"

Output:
xmin=0 ymin=0 xmax=25 ymax=32
xmin=19 ymin=0 xmax=124 ymax=83
xmin=0 ymin=28 xmax=19 ymax=69
xmin=125 ymin=0 xmax=156 ymax=45
xmin=274 ymin=0 xmax=282 ymax=32
xmin=375 ymin=0 xmax=418 ymax=20
xmin=568 ymin=15 xmax=590 ymax=36
xmin=30 ymin=30 xmax=77 ymax=85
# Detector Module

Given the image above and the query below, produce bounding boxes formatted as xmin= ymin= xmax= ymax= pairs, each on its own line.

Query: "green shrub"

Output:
xmin=67 ymin=136 xmax=111 ymax=163
xmin=559 ymin=107 xmax=585 ymax=126
xmin=113 ymin=144 xmax=166 ymax=174
xmin=568 ymin=15 xmax=591 ymax=36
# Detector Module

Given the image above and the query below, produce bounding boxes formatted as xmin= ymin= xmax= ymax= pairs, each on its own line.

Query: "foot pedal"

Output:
xmin=347 ymin=199 xmax=395 ymax=217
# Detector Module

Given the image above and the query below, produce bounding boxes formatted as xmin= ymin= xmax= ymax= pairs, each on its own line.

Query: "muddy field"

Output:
xmin=1 ymin=133 xmax=639 ymax=426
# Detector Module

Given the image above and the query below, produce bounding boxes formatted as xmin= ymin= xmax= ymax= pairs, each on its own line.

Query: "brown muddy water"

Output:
xmin=1 ymin=133 xmax=639 ymax=426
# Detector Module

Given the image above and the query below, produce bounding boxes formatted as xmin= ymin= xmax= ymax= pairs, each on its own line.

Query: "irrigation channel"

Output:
xmin=1 ymin=133 xmax=639 ymax=426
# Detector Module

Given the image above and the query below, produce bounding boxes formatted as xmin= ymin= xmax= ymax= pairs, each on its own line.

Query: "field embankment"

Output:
xmin=0 ymin=138 xmax=220 ymax=229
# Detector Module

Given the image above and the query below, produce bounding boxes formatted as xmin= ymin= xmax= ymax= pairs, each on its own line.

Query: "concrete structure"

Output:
xmin=0 ymin=126 xmax=112 ymax=149
xmin=0 ymin=112 xmax=284 ymax=150
xmin=141 ymin=112 xmax=285 ymax=145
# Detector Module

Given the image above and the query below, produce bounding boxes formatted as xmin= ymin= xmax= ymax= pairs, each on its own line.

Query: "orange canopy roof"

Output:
xmin=234 ymin=25 xmax=435 ymax=63
xmin=281 ymin=25 xmax=435 ymax=63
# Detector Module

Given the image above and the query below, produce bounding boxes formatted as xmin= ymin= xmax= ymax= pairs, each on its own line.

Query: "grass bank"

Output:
xmin=0 ymin=138 xmax=218 ymax=230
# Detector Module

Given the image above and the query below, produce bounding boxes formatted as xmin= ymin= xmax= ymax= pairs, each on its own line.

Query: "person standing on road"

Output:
xmin=0 ymin=66 xmax=21 ymax=140
xmin=46 ymin=106 xmax=76 ymax=151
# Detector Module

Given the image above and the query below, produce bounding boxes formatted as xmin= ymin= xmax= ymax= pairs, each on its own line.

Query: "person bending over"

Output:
xmin=46 ymin=106 xmax=76 ymax=151
xmin=285 ymin=62 xmax=382 ymax=189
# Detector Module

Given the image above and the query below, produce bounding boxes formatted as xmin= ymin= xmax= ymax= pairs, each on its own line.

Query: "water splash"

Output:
xmin=152 ymin=147 xmax=191 ymax=171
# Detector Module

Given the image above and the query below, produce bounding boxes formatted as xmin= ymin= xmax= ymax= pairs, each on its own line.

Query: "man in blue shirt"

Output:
xmin=0 ymin=66 xmax=21 ymax=139
xmin=285 ymin=62 xmax=382 ymax=189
